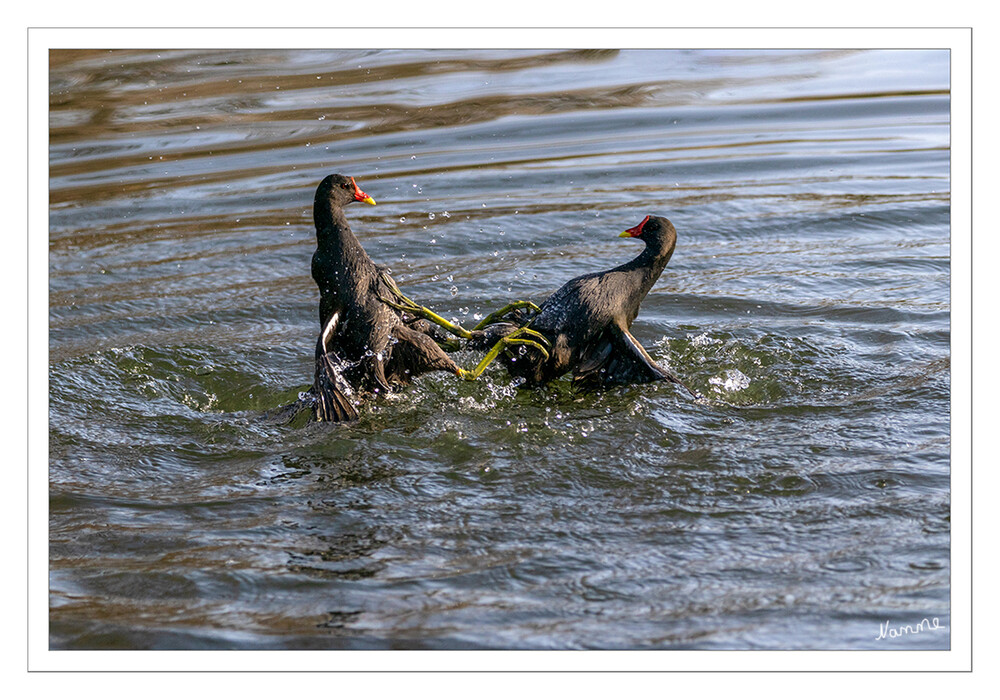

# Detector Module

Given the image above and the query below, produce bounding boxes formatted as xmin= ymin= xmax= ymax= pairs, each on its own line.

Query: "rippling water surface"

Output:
xmin=48 ymin=48 xmax=950 ymax=650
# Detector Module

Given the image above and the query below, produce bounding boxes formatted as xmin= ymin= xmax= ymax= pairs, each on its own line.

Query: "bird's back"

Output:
xmin=534 ymin=268 xmax=632 ymax=340
xmin=313 ymin=242 xmax=401 ymax=362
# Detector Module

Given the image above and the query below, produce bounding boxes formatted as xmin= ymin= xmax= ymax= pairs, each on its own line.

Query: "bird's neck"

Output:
xmin=315 ymin=202 xmax=364 ymax=258
xmin=619 ymin=239 xmax=674 ymax=297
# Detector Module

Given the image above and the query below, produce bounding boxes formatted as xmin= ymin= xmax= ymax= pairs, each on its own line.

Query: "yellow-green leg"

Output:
xmin=379 ymin=279 xmax=542 ymax=342
xmin=457 ymin=329 xmax=550 ymax=381
xmin=380 ymin=293 xmax=474 ymax=339
xmin=378 ymin=273 xmax=475 ymax=339
xmin=376 ymin=271 xmax=549 ymax=366
xmin=471 ymin=300 xmax=543 ymax=331
xmin=381 ymin=290 xmax=551 ymax=364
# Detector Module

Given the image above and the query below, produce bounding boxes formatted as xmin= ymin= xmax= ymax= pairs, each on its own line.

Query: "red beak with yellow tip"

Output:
xmin=621 ymin=215 xmax=650 ymax=238
xmin=351 ymin=177 xmax=376 ymax=205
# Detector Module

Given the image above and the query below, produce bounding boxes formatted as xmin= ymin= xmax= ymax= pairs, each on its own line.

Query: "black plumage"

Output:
xmin=307 ymin=174 xmax=464 ymax=421
xmin=475 ymin=215 xmax=694 ymax=394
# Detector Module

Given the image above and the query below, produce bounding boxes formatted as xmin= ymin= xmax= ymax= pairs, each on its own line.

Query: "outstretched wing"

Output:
xmin=312 ymin=312 xmax=360 ymax=422
xmin=572 ymin=325 xmax=691 ymax=394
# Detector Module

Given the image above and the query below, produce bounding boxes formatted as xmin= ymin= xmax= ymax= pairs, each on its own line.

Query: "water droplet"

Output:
xmin=428 ymin=213 xmax=436 ymax=220
xmin=399 ymin=217 xmax=407 ymax=223
xmin=450 ymin=286 xmax=459 ymax=296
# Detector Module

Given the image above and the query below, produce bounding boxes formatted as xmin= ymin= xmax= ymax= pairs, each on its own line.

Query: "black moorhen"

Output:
xmin=471 ymin=215 xmax=696 ymax=395
xmin=307 ymin=174 xmax=473 ymax=421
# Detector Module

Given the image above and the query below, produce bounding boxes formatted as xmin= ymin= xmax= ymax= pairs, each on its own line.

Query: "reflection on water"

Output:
xmin=49 ymin=48 xmax=950 ymax=650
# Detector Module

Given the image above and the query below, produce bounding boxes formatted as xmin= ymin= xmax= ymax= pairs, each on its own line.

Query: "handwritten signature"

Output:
xmin=876 ymin=617 xmax=946 ymax=641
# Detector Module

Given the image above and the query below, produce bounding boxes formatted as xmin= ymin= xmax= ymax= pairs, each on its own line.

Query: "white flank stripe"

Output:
xmin=321 ymin=312 xmax=339 ymax=353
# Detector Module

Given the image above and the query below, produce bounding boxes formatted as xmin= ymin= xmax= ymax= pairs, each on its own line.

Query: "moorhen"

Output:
xmin=305 ymin=174 xmax=549 ymax=421
xmin=471 ymin=215 xmax=697 ymax=395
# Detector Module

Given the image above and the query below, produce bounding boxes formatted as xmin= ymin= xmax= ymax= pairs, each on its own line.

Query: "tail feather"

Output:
xmin=313 ymin=350 xmax=359 ymax=422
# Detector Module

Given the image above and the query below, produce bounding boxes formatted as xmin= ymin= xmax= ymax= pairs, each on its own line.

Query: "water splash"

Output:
xmin=709 ymin=368 xmax=751 ymax=394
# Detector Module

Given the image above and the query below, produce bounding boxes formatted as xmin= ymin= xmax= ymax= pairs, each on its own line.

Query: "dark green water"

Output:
xmin=48 ymin=49 xmax=950 ymax=650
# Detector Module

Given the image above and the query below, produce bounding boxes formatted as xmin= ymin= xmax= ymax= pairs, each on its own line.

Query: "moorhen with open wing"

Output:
xmin=471 ymin=215 xmax=697 ymax=395
xmin=307 ymin=174 xmax=470 ymax=420
xmin=304 ymin=174 xmax=549 ymax=421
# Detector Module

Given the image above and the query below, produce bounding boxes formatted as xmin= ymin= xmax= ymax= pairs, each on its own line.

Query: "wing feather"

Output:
xmin=311 ymin=312 xmax=360 ymax=422
xmin=572 ymin=326 xmax=675 ymax=391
